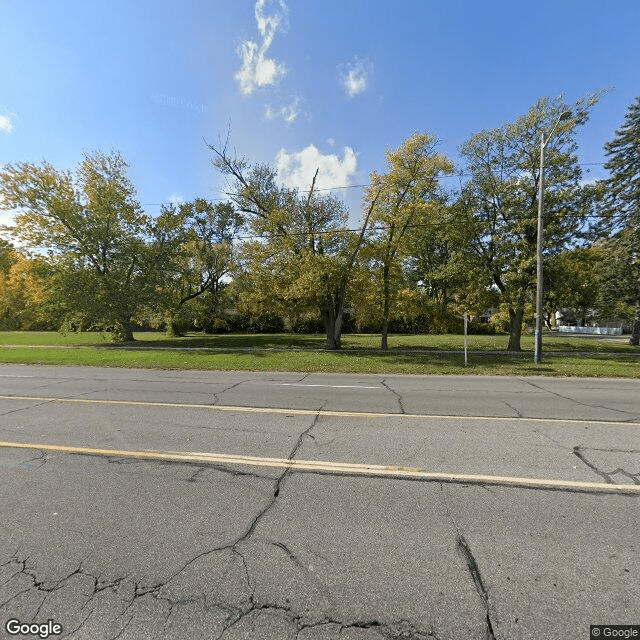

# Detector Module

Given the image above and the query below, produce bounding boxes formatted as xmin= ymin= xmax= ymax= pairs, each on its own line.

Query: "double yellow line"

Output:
xmin=1 ymin=394 xmax=639 ymax=493
xmin=1 ymin=440 xmax=638 ymax=494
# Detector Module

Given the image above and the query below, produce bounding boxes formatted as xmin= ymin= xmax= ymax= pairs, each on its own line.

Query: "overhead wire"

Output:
xmin=141 ymin=161 xmax=609 ymax=207
xmin=138 ymin=159 xmax=609 ymax=242
xmin=229 ymin=215 xmax=606 ymax=241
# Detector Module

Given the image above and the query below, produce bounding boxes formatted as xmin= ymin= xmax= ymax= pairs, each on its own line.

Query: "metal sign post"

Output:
xmin=464 ymin=312 xmax=468 ymax=367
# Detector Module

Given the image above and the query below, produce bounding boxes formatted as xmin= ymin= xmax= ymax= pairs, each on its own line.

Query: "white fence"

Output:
xmin=557 ymin=326 xmax=622 ymax=335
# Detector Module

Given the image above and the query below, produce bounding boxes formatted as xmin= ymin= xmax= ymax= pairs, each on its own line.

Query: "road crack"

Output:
xmin=237 ymin=405 xmax=325 ymax=543
xmin=517 ymin=378 xmax=640 ymax=420
xmin=573 ymin=446 xmax=640 ymax=485
xmin=211 ymin=378 xmax=254 ymax=406
xmin=573 ymin=446 xmax=615 ymax=483
xmin=439 ymin=485 xmax=497 ymax=640
xmin=381 ymin=379 xmax=406 ymax=414
xmin=502 ymin=401 xmax=522 ymax=418
xmin=0 ymin=399 xmax=57 ymax=418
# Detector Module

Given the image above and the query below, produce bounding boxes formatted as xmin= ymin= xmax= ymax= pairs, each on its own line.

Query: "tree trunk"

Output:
xmin=112 ymin=317 xmax=134 ymax=343
xmin=322 ymin=300 xmax=343 ymax=350
xmin=630 ymin=311 xmax=640 ymax=346
xmin=381 ymin=263 xmax=390 ymax=351
xmin=333 ymin=301 xmax=344 ymax=349
xmin=507 ymin=305 xmax=524 ymax=351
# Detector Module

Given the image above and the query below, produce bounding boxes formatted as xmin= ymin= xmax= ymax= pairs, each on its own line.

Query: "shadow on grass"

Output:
xmin=327 ymin=349 xmax=555 ymax=368
xmin=62 ymin=329 xmax=637 ymax=354
xmin=104 ymin=333 xmax=329 ymax=350
xmin=99 ymin=333 xmax=514 ymax=353
xmin=89 ymin=333 xmax=638 ymax=365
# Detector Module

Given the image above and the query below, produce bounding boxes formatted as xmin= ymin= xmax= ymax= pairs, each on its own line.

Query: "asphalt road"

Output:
xmin=0 ymin=364 xmax=639 ymax=640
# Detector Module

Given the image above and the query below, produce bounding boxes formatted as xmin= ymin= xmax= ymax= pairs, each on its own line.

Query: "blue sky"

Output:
xmin=1 ymin=0 xmax=639 ymax=226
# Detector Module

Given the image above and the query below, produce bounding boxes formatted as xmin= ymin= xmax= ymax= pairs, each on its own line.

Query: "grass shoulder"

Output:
xmin=0 ymin=331 xmax=637 ymax=378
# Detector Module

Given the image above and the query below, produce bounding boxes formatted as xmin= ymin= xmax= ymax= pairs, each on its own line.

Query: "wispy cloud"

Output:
xmin=168 ymin=194 xmax=184 ymax=205
xmin=339 ymin=57 xmax=372 ymax=98
xmin=265 ymin=96 xmax=301 ymax=123
xmin=236 ymin=0 xmax=288 ymax=96
xmin=0 ymin=112 xmax=15 ymax=133
xmin=276 ymin=144 xmax=358 ymax=192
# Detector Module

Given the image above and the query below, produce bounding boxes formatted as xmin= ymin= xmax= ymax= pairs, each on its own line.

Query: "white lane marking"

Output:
xmin=0 ymin=440 xmax=638 ymax=493
xmin=0 ymin=375 xmax=36 ymax=378
xmin=275 ymin=383 xmax=380 ymax=389
xmin=0 ymin=395 xmax=639 ymax=427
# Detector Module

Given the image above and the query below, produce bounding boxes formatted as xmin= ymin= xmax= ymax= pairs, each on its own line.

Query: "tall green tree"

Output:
xmin=0 ymin=151 xmax=153 ymax=341
xmin=403 ymin=201 xmax=484 ymax=333
xmin=152 ymin=198 xmax=243 ymax=335
xmin=544 ymin=245 xmax=604 ymax=327
xmin=209 ymin=143 xmax=378 ymax=349
xmin=457 ymin=93 xmax=602 ymax=351
xmin=593 ymin=238 xmax=639 ymax=327
xmin=600 ymin=96 xmax=640 ymax=320
xmin=364 ymin=132 xmax=453 ymax=349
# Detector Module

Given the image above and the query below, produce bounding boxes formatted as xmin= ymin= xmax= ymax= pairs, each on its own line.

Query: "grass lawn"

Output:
xmin=0 ymin=331 xmax=637 ymax=378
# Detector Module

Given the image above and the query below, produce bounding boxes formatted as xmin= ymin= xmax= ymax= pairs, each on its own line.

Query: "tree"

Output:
xmin=0 ymin=239 xmax=16 ymax=274
xmin=544 ymin=245 xmax=604 ymax=328
xmin=0 ymin=251 xmax=57 ymax=330
xmin=600 ymin=96 xmax=640 ymax=321
xmin=0 ymin=151 xmax=154 ymax=341
xmin=456 ymin=93 xmax=603 ymax=351
xmin=209 ymin=142 xmax=379 ymax=349
xmin=151 ymin=199 xmax=243 ymax=335
xmin=403 ymin=201 xmax=486 ymax=333
xmin=593 ymin=238 xmax=639 ymax=326
xmin=363 ymin=132 xmax=453 ymax=349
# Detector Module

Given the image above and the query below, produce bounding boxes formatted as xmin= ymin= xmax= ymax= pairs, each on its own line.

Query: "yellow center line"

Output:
xmin=1 ymin=394 xmax=639 ymax=427
xmin=0 ymin=439 xmax=638 ymax=493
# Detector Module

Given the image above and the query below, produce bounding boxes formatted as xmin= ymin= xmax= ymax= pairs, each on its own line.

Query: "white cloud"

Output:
xmin=265 ymin=97 xmax=301 ymax=123
xmin=168 ymin=194 xmax=184 ymax=205
xmin=339 ymin=57 xmax=372 ymax=98
xmin=275 ymin=144 xmax=358 ymax=192
xmin=236 ymin=0 xmax=288 ymax=96
xmin=0 ymin=113 xmax=14 ymax=133
xmin=326 ymin=138 xmax=336 ymax=148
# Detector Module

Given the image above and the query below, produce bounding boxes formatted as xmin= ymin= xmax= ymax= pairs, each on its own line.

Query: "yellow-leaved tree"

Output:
xmin=0 ymin=248 xmax=56 ymax=329
xmin=209 ymin=143 xmax=380 ymax=349
xmin=362 ymin=132 xmax=454 ymax=349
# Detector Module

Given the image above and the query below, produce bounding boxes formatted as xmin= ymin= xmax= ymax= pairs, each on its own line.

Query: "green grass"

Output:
xmin=0 ymin=330 xmax=631 ymax=352
xmin=0 ymin=330 xmax=637 ymax=377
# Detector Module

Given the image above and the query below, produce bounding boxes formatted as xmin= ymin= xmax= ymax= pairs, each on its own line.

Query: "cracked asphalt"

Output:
xmin=0 ymin=364 xmax=639 ymax=639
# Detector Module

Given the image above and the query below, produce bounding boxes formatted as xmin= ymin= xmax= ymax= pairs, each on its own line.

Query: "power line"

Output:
xmin=141 ymin=161 xmax=609 ymax=207
xmin=231 ymin=215 xmax=606 ymax=242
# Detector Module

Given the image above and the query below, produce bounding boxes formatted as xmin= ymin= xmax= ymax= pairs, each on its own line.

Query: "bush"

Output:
xmin=289 ymin=314 xmax=325 ymax=334
xmin=465 ymin=320 xmax=499 ymax=335
xmin=246 ymin=313 xmax=285 ymax=333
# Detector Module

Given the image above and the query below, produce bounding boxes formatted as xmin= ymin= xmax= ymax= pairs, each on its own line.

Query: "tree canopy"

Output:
xmin=599 ymin=95 xmax=640 ymax=318
xmin=209 ymin=142 xmax=378 ymax=349
xmin=363 ymin=132 xmax=453 ymax=349
xmin=3 ymin=91 xmax=635 ymax=349
xmin=455 ymin=93 xmax=603 ymax=350
xmin=0 ymin=151 xmax=154 ymax=341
